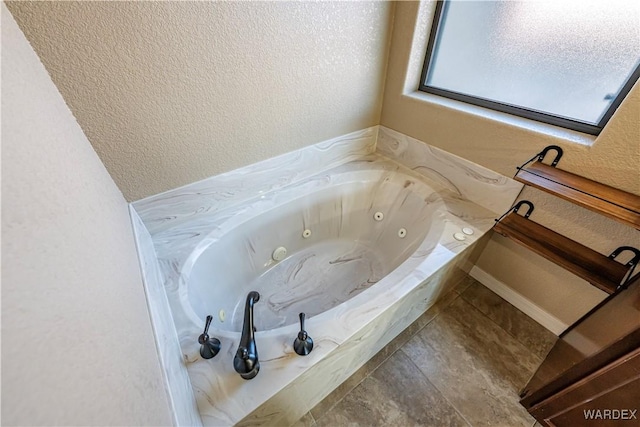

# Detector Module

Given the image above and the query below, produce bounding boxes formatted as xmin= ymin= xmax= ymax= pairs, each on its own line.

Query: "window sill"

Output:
xmin=405 ymin=91 xmax=596 ymax=147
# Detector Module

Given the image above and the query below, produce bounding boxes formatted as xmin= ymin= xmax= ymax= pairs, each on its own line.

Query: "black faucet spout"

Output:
xmin=233 ymin=291 xmax=260 ymax=379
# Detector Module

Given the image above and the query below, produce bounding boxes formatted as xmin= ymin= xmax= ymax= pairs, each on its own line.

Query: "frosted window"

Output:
xmin=421 ymin=1 xmax=640 ymax=134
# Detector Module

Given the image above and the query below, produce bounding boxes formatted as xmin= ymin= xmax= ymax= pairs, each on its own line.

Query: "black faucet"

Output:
xmin=293 ymin=312 xmax=313 ymax=356
xmin=198 ymin=315 xmax=221 ymax=359
xmin=233 ymin=291 xmax=260 ymax=379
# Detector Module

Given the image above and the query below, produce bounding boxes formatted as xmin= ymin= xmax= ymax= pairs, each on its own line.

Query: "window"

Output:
xmin=420 ymin=1 xmax=640 ymax=135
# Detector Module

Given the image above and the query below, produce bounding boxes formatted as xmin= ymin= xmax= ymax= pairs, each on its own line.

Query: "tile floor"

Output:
xmin=293 ymin=276 xmax=557 ymax=427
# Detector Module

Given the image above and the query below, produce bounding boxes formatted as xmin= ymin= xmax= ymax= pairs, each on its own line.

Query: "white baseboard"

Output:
xmin=470 ymin=266 xmax=568 ymax=336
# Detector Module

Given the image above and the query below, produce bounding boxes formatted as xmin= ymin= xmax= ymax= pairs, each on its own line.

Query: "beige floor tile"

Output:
xmin=402 ymin=297 xmax=538 ymax=427
xmin=309 ymin=275 xmax=547 ymax=427
xmin=316 ymin=351 xmax=469 ymax=427
xmin=460 ymin=281 xmax=557 ymax=359
xmin=310 ymin=287 xmax=459 ymax=420
xmin=290 ymin=411 xmax=315 ymax=427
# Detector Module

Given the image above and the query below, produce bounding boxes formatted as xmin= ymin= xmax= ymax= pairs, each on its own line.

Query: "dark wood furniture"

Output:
xmin=514 ymin=161 xmax=640 ymax=230
xmin=499 ymin=147 xmax=640 ymax=426
xmin=519 ymin=275 xmax=640 ymax=426
xmin=494 ymin=147 xmax=640 ymax=294
xmin=493 ymin=212 xmax=629 ymax=294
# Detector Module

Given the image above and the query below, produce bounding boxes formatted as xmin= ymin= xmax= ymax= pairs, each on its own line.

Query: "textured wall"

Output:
xmin=6 ymin=1 xmax=394 ymax=201
xmin=1 ymin=5 xmax=172 ymax=425
xmin=381 ymin=2 xmax=640 ymax=326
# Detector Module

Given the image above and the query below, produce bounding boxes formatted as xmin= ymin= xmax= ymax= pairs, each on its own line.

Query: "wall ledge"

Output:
xmin=404 ymin=91 xmax=595 ymax=147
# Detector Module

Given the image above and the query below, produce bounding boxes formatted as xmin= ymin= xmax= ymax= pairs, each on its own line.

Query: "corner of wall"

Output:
xmin=2 ymin=5 xmax=173 ymax=423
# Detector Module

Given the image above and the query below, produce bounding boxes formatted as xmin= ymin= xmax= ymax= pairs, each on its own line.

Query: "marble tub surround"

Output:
xmin=130 ymin=127 xmax=522 ymax=426
xmin=129 ymin=208 xmax=202 ymax=427
xmin=236 ymin=257 xmax=482 ymax=427
xmin=158 ymin=160 xmax=498 ymax=425
xmin=132 ymin=126 xmax=378 ymax=236
xmin=377 ymin=126 xmax=523 ymax=216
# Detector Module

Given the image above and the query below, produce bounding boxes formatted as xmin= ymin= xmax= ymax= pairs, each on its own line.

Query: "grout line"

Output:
xmin=370 ymin=274 xmax=536 ymax=427
xmin=311 ymin=375 xmax=370 ymax=423
xmin=398 ymin=347 xmax=474 ymax=427
xmin=312 ymin=285 xmax=463 ymax=423
xmin=317 ymin=290 xmax=465 ymax=418
xmin=459 ymin=292 xmax=545 ymax=365
xmin=394 ymin=285 xmax=464 ymax=352
xmin=313 ymin=332 xmax=412 ymax=421
xmin=307 ymin=411 xmax=316 ymax=427
xmin=449 ymin=296 xmax=547 ymax=402
xmin=470 ymin=266 xmax=567 ymax=335
xmin=458 ymin=281 xmax=548 ymax=365
xmin=394 ymin=286 xmax=475 ymax=426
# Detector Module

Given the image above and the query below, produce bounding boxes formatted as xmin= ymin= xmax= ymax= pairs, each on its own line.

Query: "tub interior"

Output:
xmin=185 ymin=173 xmax=444 ymax=332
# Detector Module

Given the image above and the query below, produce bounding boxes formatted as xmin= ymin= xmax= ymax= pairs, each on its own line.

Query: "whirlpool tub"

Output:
xmin=183 ymin=170 xmax=446 ymax=334
xmin=131 ymin=128 xmax=522 ymax=426
xmin=178 ymin=165 xmax=500 ymax=425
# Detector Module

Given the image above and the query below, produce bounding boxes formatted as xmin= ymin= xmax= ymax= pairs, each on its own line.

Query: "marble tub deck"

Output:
xmin=176 ymin=157 xmax=499 ymax=425
xmin=130 ymin=126 xmax=525 ymax=425
xmin=295 ymin=276 xmax=557 ymax=427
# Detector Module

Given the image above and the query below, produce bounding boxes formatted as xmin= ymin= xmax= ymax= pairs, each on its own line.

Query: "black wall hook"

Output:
xmin=609 ymin=246 xmax=640 ymax=289
xmin=608 ymin=246 xmax=640 ymax=267
xmin=496 ymin=200 xmax=536 ymax=224
xmin=513 ymin=200 xmax=535 ymax=219
xmin=536 ymin=145 xmax=564 ymax=167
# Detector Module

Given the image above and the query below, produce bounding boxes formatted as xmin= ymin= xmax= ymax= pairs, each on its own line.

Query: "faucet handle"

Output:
xmin=298 ymin=312 xmax=307 ymax=339
xmin=202 ymin=314 xmax=213 ymax=335
xmin=198 ymin=315 xmax=221 ymax=359
xmin=293 ymin=312 xmax=313 ymax=356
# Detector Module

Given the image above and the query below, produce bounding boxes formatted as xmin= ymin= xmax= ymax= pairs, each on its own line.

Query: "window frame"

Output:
xmin=419 ymin=0 xmax=640 ymax=136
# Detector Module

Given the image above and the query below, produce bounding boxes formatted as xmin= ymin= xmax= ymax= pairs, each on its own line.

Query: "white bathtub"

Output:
xmin=175 ymin=162 xmax=498 ymax=425
xmin=182 ymin=170 xmax=445 ymax=335
xmin=131 ymin=127 xmax=522 ymax=426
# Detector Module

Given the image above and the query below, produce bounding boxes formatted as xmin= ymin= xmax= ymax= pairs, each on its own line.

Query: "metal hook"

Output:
xmin=494 ymin=200 xmax=535 ymax=224
xmin=609 ymin=246 xmax=640 ymax=290
xmin=536 ymin=145 xmax=564 ymax=167
xmin=513 ymin=200 xmax=535 ymax=219
xmin=609 ymin=246 xmax=640 ymax=267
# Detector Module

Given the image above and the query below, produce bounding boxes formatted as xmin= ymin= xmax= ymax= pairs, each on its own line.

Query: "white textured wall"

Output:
xmin=6 ymin=1 xmax=394 ymax=201
xmin=1 ymin=5 xmax=172 ymax=425
xmin=381 ymin=2 xmax=640 ymax=326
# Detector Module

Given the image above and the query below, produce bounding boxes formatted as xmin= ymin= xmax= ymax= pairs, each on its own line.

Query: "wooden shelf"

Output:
xmin=493 ymin=212 xmax=630 ymax=294
xmin=515 ymin=162 xmax=640 ymax=230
